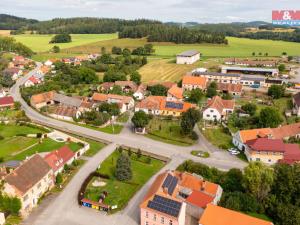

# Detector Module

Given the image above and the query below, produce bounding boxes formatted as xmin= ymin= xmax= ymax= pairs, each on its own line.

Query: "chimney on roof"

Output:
xmin=201 ymin=181 xmax=206 ymax=191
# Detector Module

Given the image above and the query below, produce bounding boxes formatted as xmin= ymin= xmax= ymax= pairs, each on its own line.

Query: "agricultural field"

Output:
xmin=84 ymin=150 xmax=165 ymax=212
xmin=139 ymin=58 xmax=220 ymax=82
xmin=12 ymin=33 xmax=118 ymax=52
xmin=62 ymin=36 xmax=300 ymax=57
xmin=0 ymin=30 xmax=11 ymax=36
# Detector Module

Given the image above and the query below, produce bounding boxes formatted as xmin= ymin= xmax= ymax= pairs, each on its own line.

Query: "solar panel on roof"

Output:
xmin=147 ymin=195 xmax=182 ymax=217
xmin=165 ymin=102 xmax=184 ymax=110
xmin=168 ymin=177 xmax=178 ymax=195
xmin=162 ymin=174 xmax=172 ymax=188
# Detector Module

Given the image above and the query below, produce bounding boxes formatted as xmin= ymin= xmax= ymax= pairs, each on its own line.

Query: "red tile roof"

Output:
xmin=182 ymin=75 xmax=207 ymax=89
xmin=4 ymin=155 xmax=52 ymax=196
xmin=0 ymin=96 xmax=14 ymax=107
xmin=246 ymin=138 xmax=285 ymax=153
xmin=31 ymin=91 xmax=56 ymax=105
xmin=199 ymin=204 xmax=273 ymax=225
xmin=186 ymin=190 xmax=215 ymax=208
xmin=44 ymin=146 xmax=75 ymax=172
xmin=217 ymin=83 xmax=243 ymax=93
xmin=280 ymin=144 xmax=300 ymax=164
xmin=28 ymin=76 xmax=40 ymax=84
xmin=168 ymin=85 xmax=183 ymax=99
xmin=206 ymin=96 xmax=234 ymax=114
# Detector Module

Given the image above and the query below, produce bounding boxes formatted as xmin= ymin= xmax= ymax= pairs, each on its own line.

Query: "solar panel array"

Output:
xmin=162 ymin=174 xmax=178 ymax=195
xmin=147 ymin=195 xmax=182 ymax=217
xmin=165 ymin=102 xmax=184 ymax=110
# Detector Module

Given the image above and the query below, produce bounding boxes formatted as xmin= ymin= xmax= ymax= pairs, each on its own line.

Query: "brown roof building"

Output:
xmin=3 ymin=155 xmax=54 ymax=216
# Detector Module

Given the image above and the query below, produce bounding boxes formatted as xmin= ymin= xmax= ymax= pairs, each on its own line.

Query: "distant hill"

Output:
xmin=0 ymin=14 xmax=38 ymax=30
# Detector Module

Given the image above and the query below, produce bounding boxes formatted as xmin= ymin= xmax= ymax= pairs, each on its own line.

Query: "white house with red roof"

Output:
xmin=24 ymin=76 xmax=42 ymax=87
xmin=202 ymin=96 xmax=235 ymax=121
xmin=0 ymin=96 xmax=14 ymax=109
xmin=44 ymin=146 xmax=76 ymax=176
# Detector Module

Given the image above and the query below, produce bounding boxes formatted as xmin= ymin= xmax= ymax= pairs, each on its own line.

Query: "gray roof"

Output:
xmin=192 ymin=71 xmax=241 ymax=77
xmin=222 ymin=66 xmax=278 ymax=73
xmin=53 ymin=93 xmax=82 ymax=108
xmin=240 ymin=75 xmax=265 ymax=81
xmin=177 ymin=50 xmax=199 ymax=57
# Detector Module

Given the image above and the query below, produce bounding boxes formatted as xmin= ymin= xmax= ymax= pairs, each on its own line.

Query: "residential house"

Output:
xmin=135 ymin=96 xmax=195 ymax=117
xmin=216 ymin=83 xmax=243 ymax=97
xmin=191 ymin=72 xmax=241 ymax=84
xmin=92 ymin=93 xmax=134 ymax=113
xmin=202 ymin=96 xmax=235 ymax=121
xmin=133 ymin=84 xmax=147 ymax=100
xmin=99 ymin=82 xmax=115 ymax=92
xmin=176 ymin=50 xmax=200 ymax=64
xmin=199 ymin=204 xmax=273 ymax=225
xmin=3 ymin=67 xmax=23 ymax=80
xmin=182 ymin=75 xmax=207 ymax=91
xmin=3 ymin=155 xmax=54 ymax=216
xmin=244 ymin=138 xmax=300 ymax=165
xmin=115 ymin=81 xmax=138 ymax=93
xmin=49 ymin=106 xmax=81 ymax=121
xmin=13 ymin=55 xmax=25 ymax=62
xmin=24 ymin=76 xmax=41 ymax=87
xmin=30 ymin=91 xmax=56 ymax=109
xmin=232 ymin=122 xmax=300 ymax=151
xmin=37 ymin=65 xmax=50 ymax=76
xmin=0 ymin=96 xmax=14 ymax=109
xmin=44 ymin=59 xmax=57 ymax=67
xmin=140 ymin=170 xmax=222 ymax=225
xmin=44 ymin=146 xmax=76 ymax=176
xmin=167 ymin=85 xmax=184 ymax=101
xmin=293 ymin=92 xmax=300 ymax=116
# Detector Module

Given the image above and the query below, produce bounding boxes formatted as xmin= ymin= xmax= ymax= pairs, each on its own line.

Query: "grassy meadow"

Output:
xmin=13 ymin=33 xmax=118 ymax=52
xmin=61 ymin=36 xmax=300 ymax=57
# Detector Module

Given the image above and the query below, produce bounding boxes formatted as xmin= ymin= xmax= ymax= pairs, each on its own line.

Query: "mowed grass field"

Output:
xmin=13 ymin=33 xmax=118 ymax=52
xmin=62 ymin=36 xmax=300 ymax=57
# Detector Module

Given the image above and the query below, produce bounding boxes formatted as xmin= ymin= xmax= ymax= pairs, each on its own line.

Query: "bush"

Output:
xmin=0 ymin=135 xmax=4 ymax=140
xmin=189 ymin=131 xmax=199 ymax=140
xmin=56 ymin=173 xmax=63 ymax=184
xmin=36 ymin=133 xmax=43 ymax=138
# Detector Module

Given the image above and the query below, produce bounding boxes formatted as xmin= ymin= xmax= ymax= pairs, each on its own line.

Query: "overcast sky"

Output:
xmin=1 ymin=0 xmax=298 ymax=23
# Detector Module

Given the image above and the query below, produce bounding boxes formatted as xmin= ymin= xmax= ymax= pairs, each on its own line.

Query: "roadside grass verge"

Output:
xmin=200 ymin=125 xmax=233 ymax=150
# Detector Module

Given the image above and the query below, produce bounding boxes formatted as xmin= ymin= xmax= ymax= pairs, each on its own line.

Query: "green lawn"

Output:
xmin=154 ymin=37 xmax=300 ymax=57
xmin=13 ymin=33 xmax=118 ymax=52
xmin=84 ymin=150 xmax=165 ymax=212
xmin=5 ymin=138 xmax=82 ymax=161
xmin=83 ymin=139 xmax=106 ymax=157
xmin=146 ymin=118 xmax=196 ymax=146
xmin=200 ymin=125 xmax=233 ymax=150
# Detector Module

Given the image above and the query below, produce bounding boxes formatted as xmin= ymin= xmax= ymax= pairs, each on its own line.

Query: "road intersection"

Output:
xmin=10 ymin=64 xmax=246 ymax=225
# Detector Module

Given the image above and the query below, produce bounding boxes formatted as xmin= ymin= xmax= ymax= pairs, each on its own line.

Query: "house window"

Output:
xmin=210 ymin=110 xmax=214 ymax=112
xmin=145 ymin=221 xmax=149 ymax=225
xmin=161 ymin=217 xmax=164 ymax=224
xmin=153 ymin=214 xmax=156 ymax=221
xmin=169 ymin=220 xmax=173 ymax=225
xmin=145 ymin=211 xmax=148 ymax=218
xmin=23 ymin=194 xmax=28 ymax=201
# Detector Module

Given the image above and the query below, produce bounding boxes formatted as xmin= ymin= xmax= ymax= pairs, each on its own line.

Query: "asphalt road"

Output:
xmin=10 ymin=64 xmax=246 ymax=225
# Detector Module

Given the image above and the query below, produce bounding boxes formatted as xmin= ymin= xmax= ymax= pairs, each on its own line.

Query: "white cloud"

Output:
xmin=0 ymin=0 xmax=299 ymax=22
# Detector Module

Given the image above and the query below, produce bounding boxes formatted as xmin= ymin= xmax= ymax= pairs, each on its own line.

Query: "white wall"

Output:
xmin=203 ymin=108 xmax=221 ymax=121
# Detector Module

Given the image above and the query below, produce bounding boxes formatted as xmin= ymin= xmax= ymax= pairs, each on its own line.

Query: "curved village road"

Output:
xmin=9 ymin=64 xmax=247 ymax=225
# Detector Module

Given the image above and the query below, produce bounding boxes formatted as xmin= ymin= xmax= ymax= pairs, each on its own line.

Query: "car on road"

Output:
xmin=228 ymin=148 xmax=240 ymax=155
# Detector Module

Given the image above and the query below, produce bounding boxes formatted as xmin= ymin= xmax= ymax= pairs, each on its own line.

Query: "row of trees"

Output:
xmin=237 ymin=30 xmax=300 ymax=43
xmin=0 ymin=36 xmax=34 ymax=57
xmin=119 ymin=24 xmax=228 ymax=44
xmin=177 ymin=160 xmax=300 ymax=225
xmin=112 ymin=44 xmax=155 ymax=56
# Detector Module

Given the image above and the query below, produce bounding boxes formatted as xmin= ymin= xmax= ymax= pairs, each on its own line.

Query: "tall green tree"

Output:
xmin=243 ymin=162 xmax=274 ymax=202
xmin=130 ymin=71 xmax=141 ymax=85
xmin=131 ymin=111 xmax=150 ymax=128
xmin=259 ymin=107 xmax=282 ymax=128
xmin=267 ymin=85 xmax=285 ymax=99
xmin=181 ymin=108 xmax=201 ymax=135
xmin=188 ymin=88 xmax=203 ymax=104
xmin=206 ymin=82 xmax=217 ymax=98
xmin=115 ymin=153 xmax=132 ymax=181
